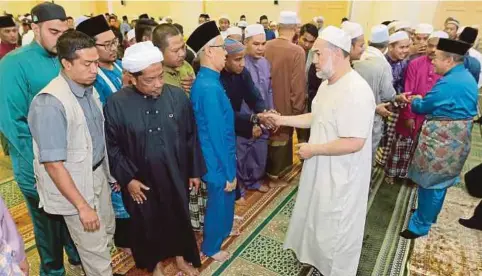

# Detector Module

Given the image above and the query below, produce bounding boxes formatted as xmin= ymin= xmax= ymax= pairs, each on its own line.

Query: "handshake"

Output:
xmin=251 ymin=109 xmax=283 ymax=138
xmin=376 ymin=92 xmax=422 ymax=118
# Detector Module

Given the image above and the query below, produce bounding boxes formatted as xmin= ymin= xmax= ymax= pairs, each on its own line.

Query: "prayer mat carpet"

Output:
xmin=0 ymin=143 xmax=303 ymax=276
xmin=201 ymin=164 xmax=416 ymax=276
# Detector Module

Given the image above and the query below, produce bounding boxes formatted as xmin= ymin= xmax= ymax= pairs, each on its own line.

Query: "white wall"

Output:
xmin=350 ymin=0 xmax=441 ymax=33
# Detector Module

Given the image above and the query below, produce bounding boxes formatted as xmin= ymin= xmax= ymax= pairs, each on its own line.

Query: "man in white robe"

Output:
xmin=266 ymin=26 xmax=375 ymax=276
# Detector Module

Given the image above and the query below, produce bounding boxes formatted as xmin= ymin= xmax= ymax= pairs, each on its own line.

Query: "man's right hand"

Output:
xmin=78 ymin=205 xmax=100 ymax=232
xmin=180 ymin=74 xmax=195 ymax=93
xmin=376 ymin=103 xmax=392 ymax=117
xmin=19 ymin=258 xmax=29 ymax=276
xmin=128 ymin=179 xmax=150 ymax=204
xmin=224 ymin=178 xmax=237 ymax=192
xmin=252 ymin=125 xmax=262 ymax=138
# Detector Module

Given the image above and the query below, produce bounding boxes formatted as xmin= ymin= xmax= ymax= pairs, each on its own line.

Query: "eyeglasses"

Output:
xmin=96 ymin=39 xmax=119 ymax=51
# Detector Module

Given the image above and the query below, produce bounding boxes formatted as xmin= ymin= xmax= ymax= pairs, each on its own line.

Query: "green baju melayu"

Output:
xmin=0 ymin=41 xmax=81 ymax=276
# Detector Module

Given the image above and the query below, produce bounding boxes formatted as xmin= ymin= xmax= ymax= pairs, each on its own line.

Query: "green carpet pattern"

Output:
xmin=201 ymin=166 xmax=415 ymax=276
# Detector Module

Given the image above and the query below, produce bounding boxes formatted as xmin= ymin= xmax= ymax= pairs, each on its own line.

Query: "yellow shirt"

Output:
xmin=163 ymin=61 xmax=195 ymax=97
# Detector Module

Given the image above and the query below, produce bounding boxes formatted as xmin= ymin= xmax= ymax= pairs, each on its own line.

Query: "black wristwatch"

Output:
xmin=250 ymin=114 xmax=259 ymax=125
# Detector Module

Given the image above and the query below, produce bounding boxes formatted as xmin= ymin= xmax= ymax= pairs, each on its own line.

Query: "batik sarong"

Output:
xmin=408 ymin=119 xmax=473 ymax=189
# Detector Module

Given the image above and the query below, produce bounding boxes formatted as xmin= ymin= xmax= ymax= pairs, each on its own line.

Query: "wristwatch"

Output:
xmin=250 ymin=114 xmax=259 ymax=125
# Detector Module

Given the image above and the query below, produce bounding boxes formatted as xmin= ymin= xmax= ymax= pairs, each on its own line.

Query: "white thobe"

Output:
xmin=468 ymin=48 xmax=482 ymax=88
xmin=284 ymin=70 xmax=375 ymax=276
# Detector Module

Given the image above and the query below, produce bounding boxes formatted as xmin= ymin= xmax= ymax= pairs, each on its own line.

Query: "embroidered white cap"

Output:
xmin=395 ymin=21 xmax=411 ymax=31
xmin=370 ymin=24 xmax=390 ymax=43
xmin=237 ymin=20 xmax=248 ymax=28
xmin=122 ymin=41 xmax=164 ymax=73
xmin=415 ymin=23 xmax=433 ymax=34
xmin=279 ymin=11 xmax=298 ymax=25
xmin=245 ymin=24 xmax=265 ymax=38
xmin=429 ymin=30 xmax=449 ymax=39
xmin=227 ymin=26 xmax=242 ymax=36
xmin=389 ymin=31 xmax=410 ymax=44
xmin=320 ymin=25 xmax=352 ymax=53
xmin=341 ymin=21 xmax=364 ymax=39
xmin=219 ymin=15 xmax=230 ymax=22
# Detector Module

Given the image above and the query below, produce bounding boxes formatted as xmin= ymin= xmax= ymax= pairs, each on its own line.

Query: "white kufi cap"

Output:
xmin=227 ymin=26 xmax=242 ymax=36
xmin=74 ymin=16 xmax=90 ymax=28
xmin=387 ymin=21 xmax=398 ymax=30
xmin=370 ymin=24 xmax=389 ymax=43
xmin=127 ymin=29 xmax=136 ymax=41
xmin=389 ymin=31 xmax=409 ymax=44
xmin=279 ymin=11 xmax=298 ymax=25
xmin=415 ymin=23 xmax=433 ymax=34
xmin=237 ymin=20 xmax=248 ymax=28
xmin=341 ymin=21 xmax=364 ymax=39
xmin=429 ymin=30 xmax=449 ymax=39
xmin=122 ymin=41 xmax=164 ymax=73
xmin=320 ymin=26 xmax=352 ymax=53
xmin=245 ymin=24 xmax=265 ymax=38
xmin=395 ymin=21 xmax=411 ymax=31
xmin=219 ymin=15 xmax=230 ymax=21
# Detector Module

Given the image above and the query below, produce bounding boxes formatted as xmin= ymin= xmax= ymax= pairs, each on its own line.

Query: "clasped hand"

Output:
xmin=257 ymin=109 xmax=281 ymax=131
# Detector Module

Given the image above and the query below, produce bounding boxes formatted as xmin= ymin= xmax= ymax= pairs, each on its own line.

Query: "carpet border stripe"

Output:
xmin=211 ymin=186 xmax=299 ymax=276
xmin=389 ymin=187 xmax=416 ymax=276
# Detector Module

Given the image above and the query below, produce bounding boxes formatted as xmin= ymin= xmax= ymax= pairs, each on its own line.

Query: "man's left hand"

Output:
xmin=395 ymin=92 xmax=411 ymax=104
xmin=111 ymin=182 xmax=121 ymax=192
xmin=257 ymin=113 xmax=277 ymax=130
xmin=189 ymin=178 xmax=201 ymax=193
xmin=180 ymin=74 xmax=195 ymax=93
xmin=295 ymin=143 xmax=314 ymax=160
xmin=409 ymin=95 xmax=423 ymax=103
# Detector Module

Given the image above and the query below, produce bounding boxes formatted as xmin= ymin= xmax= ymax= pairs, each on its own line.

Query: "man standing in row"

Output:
xmin=105 ymin=41 xmax=203 ymax=276
xmin=394 ymin=31 xmax=447 ymax=179
xmin=151 ymin=23 xmax=204 ymax=232
xmin=244 ymin=24 xmax=273 ymax=118
xmin=76 ymin=14 xmax=132 ymax=254
xmin=0 ymin=15 xmax=18 ymax=156
xmin=0 ymin=3 xmax=82 ymax=275
xmin=409 ymin=23 xmax=433 ymax=61
xmin=402 ymin=38 xmax=478 ymax=239
xmin=221 ymin=38 xmax=273 ymax=199
xmin=264 ymin=11 xmax=306 ymax=185
xmin=0 ymin=15 xmax=18 ymax=59
xmin=152 ymin=23 xmax=196 ymax=96
xmin=29 ymin=30 xmax=115 ymax=276
xmin=376 ymin=31 xmax=410 ymax=169
xmin=218 ymin=15 xmax=230 ymax=39
xmin=187 ymin=21 xmax=236 ymax=262
xmin=77 ymin=15 xmax=123 ymax=104
xmin=260 ymin=15 xmax=276 ymax=41
xmin=354 ymin=25 xmax=397 ymax=158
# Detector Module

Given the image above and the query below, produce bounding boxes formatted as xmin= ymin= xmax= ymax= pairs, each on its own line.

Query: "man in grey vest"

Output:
xmin=28 ymin=30 xmax=115 ymax=276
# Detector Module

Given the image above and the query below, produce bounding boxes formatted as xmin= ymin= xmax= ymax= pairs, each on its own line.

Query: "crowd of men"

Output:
xmin=0 ymin=2 xmax=481 ymax=276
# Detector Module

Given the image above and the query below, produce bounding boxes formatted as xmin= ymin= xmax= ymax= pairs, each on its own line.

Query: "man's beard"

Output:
xmin=316 ymin=56 xmax=335 ymax=80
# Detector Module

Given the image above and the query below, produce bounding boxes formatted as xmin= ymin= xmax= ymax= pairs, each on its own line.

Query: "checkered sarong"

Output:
xmin=384 ymin=134 xmax=414 ymax=178
xmin=375 ymin=111 xmax=399 ymax=166
xmin=189 ymin=181 xmax=207 ymax=231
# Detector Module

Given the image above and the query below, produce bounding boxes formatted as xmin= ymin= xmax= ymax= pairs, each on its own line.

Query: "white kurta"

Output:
xmin=284 ymin=70 xmax=375 ymax=276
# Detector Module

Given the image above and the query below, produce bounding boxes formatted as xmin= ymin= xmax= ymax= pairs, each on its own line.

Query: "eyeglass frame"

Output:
xmin=95 ymin=38 xmax=120 ymax=51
